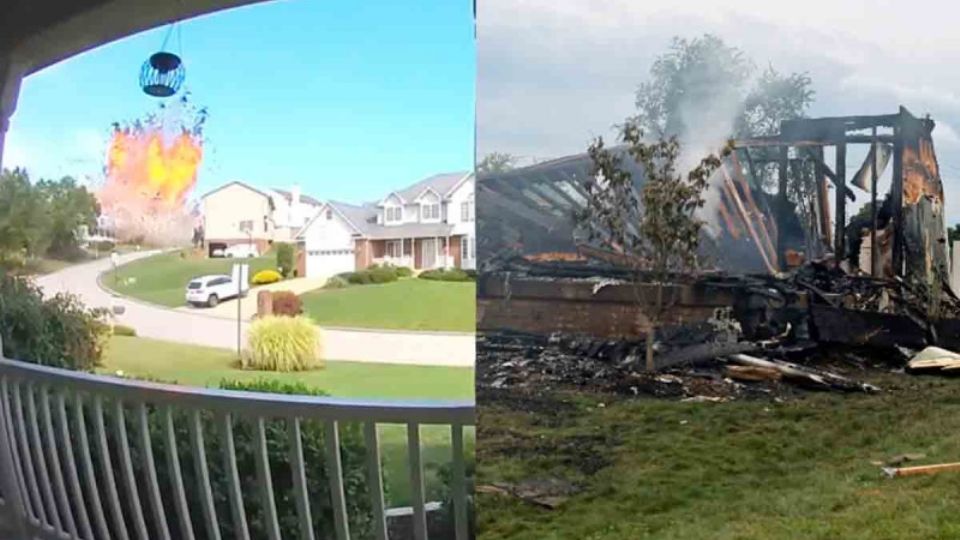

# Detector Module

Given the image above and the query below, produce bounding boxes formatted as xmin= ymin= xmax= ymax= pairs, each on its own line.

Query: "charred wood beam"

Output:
xmin=871 ymin=127 xmax=880 ymax=277
xmin=778 ymin=145 xmax=788 ymax=264
xmin=729 ymin=153 xmax=779 ymax=269
xmin=781 ymin=114 xmax=900 ymax=138
xmin=655 ymin=342 xmax=758 ymax=371
xmin=814 ymin=146 xmax=832 ymax=247
xmin=477 ymin=184 xmax=567 ymax=232
xmin=724 ymin=353 xmax=880 ymax=393
xmin=720 ymin=162 xmax=780 ymax=275
xmin=800 ymin=147 xmax=855 ymax=202
xmin=733 ymin=134 xmax=894 ymax=148
xmin=835 ymin=143 xmax=847 ymax=264
xmin=892 ymin=124 xmax=905 ymax=276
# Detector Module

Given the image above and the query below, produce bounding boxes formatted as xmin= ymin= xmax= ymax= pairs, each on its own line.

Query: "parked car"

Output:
xmin=185 ymin=274 xmax=248 ymax=307
xmin=223 ymin=243 xmax=259 ymax=258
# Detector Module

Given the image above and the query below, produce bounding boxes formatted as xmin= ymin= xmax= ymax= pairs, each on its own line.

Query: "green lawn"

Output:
xmin=102 ymin=334 xmax=474 ymax=400
xmin=478 ymin=375 xmax=960 ymax=539
xmin=101 ymin=335 xmax=475 ymax=506
xmin=103 ymin=250 xmax=276 ymax=307
xmin=301 ymin=278 xmax=475 ymax=332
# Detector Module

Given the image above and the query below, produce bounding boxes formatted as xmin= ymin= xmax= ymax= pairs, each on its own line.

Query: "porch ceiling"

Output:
xmin=2 ymin=0 xmax=271 ymax=76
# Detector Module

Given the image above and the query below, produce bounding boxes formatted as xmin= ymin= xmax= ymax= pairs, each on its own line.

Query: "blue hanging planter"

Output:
xmin=139 ymin=51 xmax=185 ymax=97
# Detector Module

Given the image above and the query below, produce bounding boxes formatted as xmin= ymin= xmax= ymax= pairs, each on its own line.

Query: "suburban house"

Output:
xmin=200 ymin=181 xmax=323 ymax=255
xmin=296 ymin=171 xmax=475 ymax=277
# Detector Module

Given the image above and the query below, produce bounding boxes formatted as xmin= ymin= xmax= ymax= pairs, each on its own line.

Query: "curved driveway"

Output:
xmin=35 ymin=251 xmax=475 ymax=367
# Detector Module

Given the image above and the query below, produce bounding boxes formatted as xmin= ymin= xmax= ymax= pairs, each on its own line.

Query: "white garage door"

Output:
xmin=306 ymin=248 xmax=355 ymax=277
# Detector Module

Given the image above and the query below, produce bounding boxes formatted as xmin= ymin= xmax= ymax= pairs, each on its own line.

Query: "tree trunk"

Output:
xmin=645 ymin=282 xmax=664 ymax=372
xmin=645 ymin=325 xmax=656 ymax=371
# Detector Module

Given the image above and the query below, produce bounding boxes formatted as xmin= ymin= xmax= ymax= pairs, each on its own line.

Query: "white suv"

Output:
xmin=185 ymin=274 xmax=247 ymax=307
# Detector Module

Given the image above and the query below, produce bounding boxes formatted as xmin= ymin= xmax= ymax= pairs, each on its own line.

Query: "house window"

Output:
xmin=461 ymin=236 xmax=474 ymax=260
xmin=387 ymin=240 xmax=402 ymax=258
xmin=460 ymin=200 xmax=474 ymax=222
xmin=385 ymin=206 xmax=402 ymax=223
xmin=422 ymin=203 xmax=440 ymax=221
xmin=239 ymin=219 xmax=253 ymax=232
xmin=326 ymin=209 xmax=333 ymax=220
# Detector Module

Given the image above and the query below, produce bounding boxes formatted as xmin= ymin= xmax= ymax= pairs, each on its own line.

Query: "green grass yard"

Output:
xmin=478 ymin=375 xmax=960 ymax=539
xmin=104 ymin=250 xmax=276 ymax=307
xmin=102 ymin=335 xmax=474 ymax=400
xmin=301 ymin=278 xmax=475 ymax=332
xmin=101 ymin=335 xmax=475 ymax=506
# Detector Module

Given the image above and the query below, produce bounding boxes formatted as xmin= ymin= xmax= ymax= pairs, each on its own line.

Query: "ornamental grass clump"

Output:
xmin=245 ymin=315 xmax=323 ymax=371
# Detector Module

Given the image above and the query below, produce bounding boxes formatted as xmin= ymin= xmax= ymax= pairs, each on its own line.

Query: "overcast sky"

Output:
xmin=477 ymin=0 xmax=960 ymax=223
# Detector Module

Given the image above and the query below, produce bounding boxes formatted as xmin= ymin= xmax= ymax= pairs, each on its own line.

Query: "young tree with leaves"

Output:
xmin=576 ymin=123 xmax=731 ymax=371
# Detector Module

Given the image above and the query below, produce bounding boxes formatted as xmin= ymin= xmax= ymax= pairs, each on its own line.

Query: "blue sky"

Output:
xmin=4 ymin=0 xmax=475 ymax=204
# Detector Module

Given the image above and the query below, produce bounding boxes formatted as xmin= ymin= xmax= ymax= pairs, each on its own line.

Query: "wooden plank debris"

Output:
xmin=883 ymin=462 xmax=960 ymax=478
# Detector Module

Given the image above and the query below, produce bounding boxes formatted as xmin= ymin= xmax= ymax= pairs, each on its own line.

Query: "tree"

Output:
xmin=477 ymin=152 xmax=518 ymax=175
xmin=949 ymin=223 xmax=960 ymax=244
xmin=0 ymin=169 xmax=100 ymax=266
xmin=576 ymin=123 xmax=731 ymax=370
xmin=0 ymin=168 xmax=52 ymax=260
xmin=737 ymin=66 xmax=815 ymax=138
xmin=37 ymin=176 xmax=100 ymax=259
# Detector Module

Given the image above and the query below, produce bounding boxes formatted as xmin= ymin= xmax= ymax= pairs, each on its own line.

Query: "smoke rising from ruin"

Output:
xmin=674 ymin=82 xmax=744 ymax=239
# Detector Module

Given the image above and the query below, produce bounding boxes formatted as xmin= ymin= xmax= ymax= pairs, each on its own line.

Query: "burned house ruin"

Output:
xmin=477 ymin=107 xmax=960 ymax=367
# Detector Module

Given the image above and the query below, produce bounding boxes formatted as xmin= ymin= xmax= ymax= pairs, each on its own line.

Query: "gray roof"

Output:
xmin=321 ymin=201 xmax=456 ymax=239
xmin=272 ymin=188 xmax=322 ymax=206
xmin=327 ymin=201 xmax=378 ymax=235
xmin=365 ymin=223 xmax=455 ymax=239
xmin=394 ymin=171 xmax=469 ymax=202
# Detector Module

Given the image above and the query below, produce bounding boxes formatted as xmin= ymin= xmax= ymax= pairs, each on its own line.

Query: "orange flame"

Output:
xmin=103 ymin=128 xmax=202 ymax=210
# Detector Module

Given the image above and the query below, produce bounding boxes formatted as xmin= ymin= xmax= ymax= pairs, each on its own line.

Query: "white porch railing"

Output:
xmin=0 ymin=353 xmax=474 ymax=540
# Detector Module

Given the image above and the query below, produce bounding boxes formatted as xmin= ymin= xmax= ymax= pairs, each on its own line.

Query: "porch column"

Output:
xmin=435 ymin=236 xmax=439 ymax=269
xmin=0 ymin=56 xmax=23 ymax=170
xmin=446 ymin=234 xmax=451 ymax=268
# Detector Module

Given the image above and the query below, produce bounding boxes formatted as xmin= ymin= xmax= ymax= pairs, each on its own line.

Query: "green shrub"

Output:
xmin=343 ymin=271 xmax=368 ymax=284
xmin=251 ymin=269 xmax=283 ymax=285
xmin=89 ymin=378 xmax=382 ymax=539
xmin=112 ymin=324 xmax=137 ymax=337
xmin=276 ymin=242 xmax=295 ymax=278
xmin=245 ymin=315 xmax=322 ymax=371
xmin=368 ymin=266 xmax=398 ymax=284
xmin=419 ymin=268 xmax=474 ymax=282
xmin=323 ymin=275 xmax=348 ymax=289
xmin=0 ymin=274 xmax=109 ymax=370
xmin=395 ymin=266 xmax=414 ymax=277
xmin=339 ymin=266 xmax=397 ymax=285
xmin=271 ymin=290 xmax=303 ymax=316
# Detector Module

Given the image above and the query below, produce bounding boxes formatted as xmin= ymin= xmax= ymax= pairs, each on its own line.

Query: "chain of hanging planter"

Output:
xmin=139 ymin=20 xmax=185 ymax=98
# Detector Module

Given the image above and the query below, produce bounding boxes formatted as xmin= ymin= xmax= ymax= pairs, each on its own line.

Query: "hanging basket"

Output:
xmin=139 ymin=52 xmax=185 ymax=97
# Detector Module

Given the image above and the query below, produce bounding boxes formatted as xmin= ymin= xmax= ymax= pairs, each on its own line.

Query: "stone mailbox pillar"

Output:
xmin=257 ymin=290 xmax=273 ymax=318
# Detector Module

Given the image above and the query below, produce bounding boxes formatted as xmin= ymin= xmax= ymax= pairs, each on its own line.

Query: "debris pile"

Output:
xmin=477 ymin=326 xmax=882 ymax=401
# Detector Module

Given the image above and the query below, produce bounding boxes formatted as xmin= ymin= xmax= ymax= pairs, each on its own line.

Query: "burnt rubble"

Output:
xmin=477 ymin=255 xmax=960 ymax=401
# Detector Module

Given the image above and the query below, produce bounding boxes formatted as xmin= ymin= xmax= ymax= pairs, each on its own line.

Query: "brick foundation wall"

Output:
xmin=478 ymin=274 xmax=738 ymax=339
